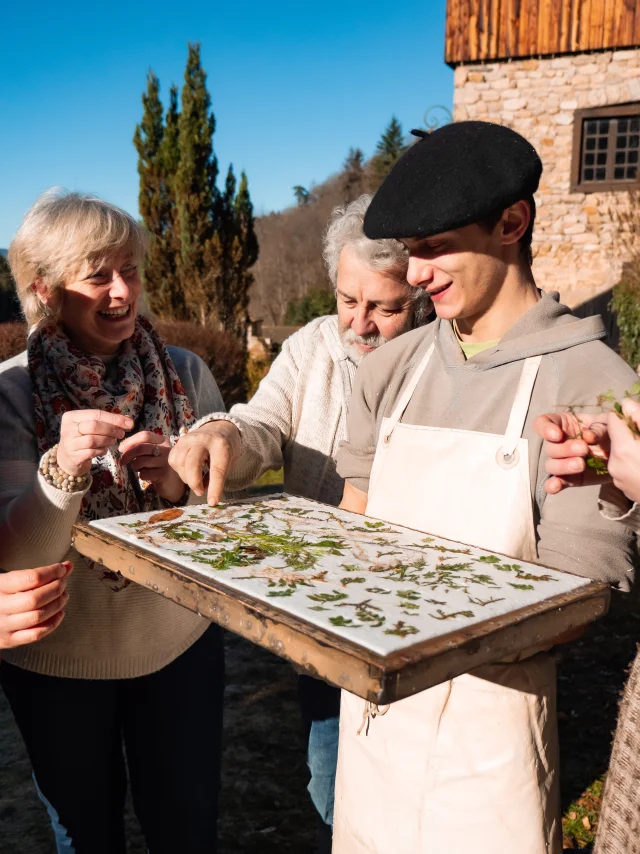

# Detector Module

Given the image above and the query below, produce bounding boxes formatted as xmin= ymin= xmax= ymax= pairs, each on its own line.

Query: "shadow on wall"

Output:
xmin=572 ymin=288 xmax=619 ymax=353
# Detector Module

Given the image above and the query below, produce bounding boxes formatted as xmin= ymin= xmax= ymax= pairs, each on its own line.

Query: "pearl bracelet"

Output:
xmin=39 ymin=444 xmax=90 ymax=493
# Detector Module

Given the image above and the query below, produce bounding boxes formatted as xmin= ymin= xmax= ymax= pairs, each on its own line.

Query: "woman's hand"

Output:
xmin=532 ymin=411 xmax=610 ymax=494
xmin=119 ymin=432 xmax=185 ymax=503
xmin=0 ymin=562 xmax=72 ymax=649
xmin=57 ymin=410 xmax=134 ymax=477
xmin=607 ymin=399 xmax=640 ymax=503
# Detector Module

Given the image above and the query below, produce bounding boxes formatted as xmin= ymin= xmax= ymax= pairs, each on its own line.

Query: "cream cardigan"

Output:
xmin=222 ymin=315 xmax=357 ymax=506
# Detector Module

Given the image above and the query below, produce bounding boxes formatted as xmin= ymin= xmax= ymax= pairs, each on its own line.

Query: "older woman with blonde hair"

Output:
xmin=0 ymin=189 xmax=225 ymax=854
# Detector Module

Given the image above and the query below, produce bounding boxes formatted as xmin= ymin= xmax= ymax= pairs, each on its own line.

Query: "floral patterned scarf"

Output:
xmin=28 ymin=314 xmax=196 ymax=590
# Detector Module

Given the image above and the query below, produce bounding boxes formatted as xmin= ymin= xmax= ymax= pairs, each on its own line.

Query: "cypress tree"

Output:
xmin=174 ymin=42 xmax=220 ymax=324
xmin=133 ymin=75 xmax=185 ymax=319
xmin=230 ymin=170 xmax=258 ymax=342
xmin=215 ymin=165 xmax=238 ymax=332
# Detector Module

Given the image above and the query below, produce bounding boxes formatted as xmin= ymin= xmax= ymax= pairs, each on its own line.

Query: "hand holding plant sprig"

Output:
xmin=534 ymin=383 xmax=640 ymax=496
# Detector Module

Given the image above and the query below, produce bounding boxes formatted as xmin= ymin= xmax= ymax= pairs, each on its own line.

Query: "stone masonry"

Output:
xmin=453 ymin=48 xmax=640 ymax=308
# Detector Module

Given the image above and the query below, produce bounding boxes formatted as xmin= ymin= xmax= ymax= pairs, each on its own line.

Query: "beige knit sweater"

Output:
xmin=0 ymin=347 xmax=224 ymax=679
xmin=222 ymin=314 xmax=357 ymax=506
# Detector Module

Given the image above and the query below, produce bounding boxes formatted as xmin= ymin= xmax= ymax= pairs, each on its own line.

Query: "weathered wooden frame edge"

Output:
xmin=72 ymin=522 xmax=610 ymax=704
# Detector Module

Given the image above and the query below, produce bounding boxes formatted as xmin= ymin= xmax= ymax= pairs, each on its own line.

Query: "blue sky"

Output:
xmin=0 ymin=0 xmax=453 ymax=248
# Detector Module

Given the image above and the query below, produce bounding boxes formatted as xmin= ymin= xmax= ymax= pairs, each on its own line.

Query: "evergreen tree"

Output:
xmin=157 ymin=85 xmax=185 ymax=317
xmin=133 ymin=73 xmax=185 ymax=320
xmin=134 ymin=44 xmax=259 ymax=339
xmin=341 ymin=147 xmax=365 ymax=202
xmin=0 ymin=255 xmax=21 ymax=322
xmin=369 ymin=116 xmax=407 ymax=189
xmin=174 ymin=43 xmax=220 ymax=324
xmin=293 ymin=185 xmax=310 ymax=206
xmin=230 ymin=170 xmax=258 ymax=340
xmin=0 ymin=255 xmax=13 ymax=293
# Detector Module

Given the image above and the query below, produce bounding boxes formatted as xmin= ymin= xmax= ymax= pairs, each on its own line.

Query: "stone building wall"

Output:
xmin=453 ymin=48 xmax=640 ymax=308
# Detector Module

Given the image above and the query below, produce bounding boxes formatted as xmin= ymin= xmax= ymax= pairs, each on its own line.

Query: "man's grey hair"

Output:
xmin=323 ymin=194 xmax=431 ymax=326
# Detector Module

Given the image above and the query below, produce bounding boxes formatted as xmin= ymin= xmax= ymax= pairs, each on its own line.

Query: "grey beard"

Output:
xmin=339 ymin=328 xmax=388 ymax=365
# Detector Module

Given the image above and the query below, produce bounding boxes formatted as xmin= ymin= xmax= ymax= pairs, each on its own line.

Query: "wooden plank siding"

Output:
xmin=446 ymin=0 xmax=640 ymax=64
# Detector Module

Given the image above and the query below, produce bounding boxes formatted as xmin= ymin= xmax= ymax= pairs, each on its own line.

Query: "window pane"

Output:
xmin=581 ymin=110 xmax=640 ymax=187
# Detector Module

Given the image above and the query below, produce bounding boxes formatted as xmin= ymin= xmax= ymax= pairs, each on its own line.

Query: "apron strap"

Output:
xmin=500 ymin=355 xmax=542 ymax=457
xmin=383 ymin=343 xmax=435 ymax=442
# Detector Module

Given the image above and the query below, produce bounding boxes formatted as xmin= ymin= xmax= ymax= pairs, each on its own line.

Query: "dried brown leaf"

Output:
xmin=149 ymin=508 xmax=184 ymax=524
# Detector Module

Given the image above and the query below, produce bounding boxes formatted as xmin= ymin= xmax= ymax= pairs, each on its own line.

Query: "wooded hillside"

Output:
xmin=250 ymin=117 xmax=409 ymax=324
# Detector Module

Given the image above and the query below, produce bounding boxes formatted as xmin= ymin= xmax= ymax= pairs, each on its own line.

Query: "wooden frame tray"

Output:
xmin=72 ymin=494 xmax=609 ymax=703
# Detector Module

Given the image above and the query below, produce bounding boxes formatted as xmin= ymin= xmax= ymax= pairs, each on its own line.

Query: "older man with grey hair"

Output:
xmin=169 ymin=193 xmax=431 ymax=853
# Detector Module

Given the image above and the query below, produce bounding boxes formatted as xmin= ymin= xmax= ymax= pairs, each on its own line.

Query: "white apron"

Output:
xmin=333 ymin=344 xmax=561 ymax=854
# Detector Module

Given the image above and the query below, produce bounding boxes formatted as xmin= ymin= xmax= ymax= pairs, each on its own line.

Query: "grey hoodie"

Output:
xmin=337 ymin=293 xmax=639 ymax=590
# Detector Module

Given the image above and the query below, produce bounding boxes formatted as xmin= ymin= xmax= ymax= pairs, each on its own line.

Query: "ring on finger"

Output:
xmin=77 ymin=421 xmax=84 ymax=437
xmin=152 ymin=445 xmax=160 ymax=457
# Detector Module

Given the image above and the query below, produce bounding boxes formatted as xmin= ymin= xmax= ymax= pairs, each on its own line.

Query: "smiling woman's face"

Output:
xmin=53 ymin=247 xmax=142 ymax=355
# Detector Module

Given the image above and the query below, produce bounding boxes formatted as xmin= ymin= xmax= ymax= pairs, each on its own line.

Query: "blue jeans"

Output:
xmin=298 ymin=674 xmax=341 ymax=827
xmin=307 ymin=715 xmax=340 ymax=825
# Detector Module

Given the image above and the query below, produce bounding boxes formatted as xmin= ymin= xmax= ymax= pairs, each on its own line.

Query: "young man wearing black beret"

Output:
xmin=332 ymin=121 xmax=638 ymax=854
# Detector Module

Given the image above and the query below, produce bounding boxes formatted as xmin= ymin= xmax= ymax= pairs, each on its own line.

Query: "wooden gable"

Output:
xmin=445 ymin=0 xmax=640 ymax=65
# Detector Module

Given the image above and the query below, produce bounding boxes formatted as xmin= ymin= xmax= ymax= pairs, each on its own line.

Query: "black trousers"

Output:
xmin=0 ymin=624 xmax=225 ymax=854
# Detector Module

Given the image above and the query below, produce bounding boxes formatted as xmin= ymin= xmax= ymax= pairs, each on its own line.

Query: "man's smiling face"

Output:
xmin=336 ymin=244 xmax=418 ymax=365
xmin=402 ymin=221 xmax=509 ymax=325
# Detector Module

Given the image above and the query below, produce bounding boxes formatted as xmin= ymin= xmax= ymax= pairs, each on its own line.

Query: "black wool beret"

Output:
xmin=363 ymin=121 xmax=542 ymax=240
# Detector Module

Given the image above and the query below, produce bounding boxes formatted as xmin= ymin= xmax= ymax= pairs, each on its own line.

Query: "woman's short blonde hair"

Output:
xmin=9 ymin=189 xmax=149 ymax=326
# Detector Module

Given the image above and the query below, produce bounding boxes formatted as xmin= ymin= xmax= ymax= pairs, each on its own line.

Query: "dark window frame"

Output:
xmin=571 ymin=103 xmax=640 ymax=193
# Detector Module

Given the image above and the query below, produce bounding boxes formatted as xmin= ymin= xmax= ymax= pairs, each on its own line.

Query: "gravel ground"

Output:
xmin=0 ymin=590 xmax=638 ymax=853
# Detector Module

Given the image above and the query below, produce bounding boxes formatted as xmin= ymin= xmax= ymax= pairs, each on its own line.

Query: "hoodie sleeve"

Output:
xmin=536 ymin=482 xmax=636 ymax=591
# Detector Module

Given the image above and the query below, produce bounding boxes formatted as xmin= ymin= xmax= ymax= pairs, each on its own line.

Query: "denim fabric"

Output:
xmin=307 ymin=715 xmax=340 ymax=826
xmin=33 ymin=775 xmax=75 ymax=853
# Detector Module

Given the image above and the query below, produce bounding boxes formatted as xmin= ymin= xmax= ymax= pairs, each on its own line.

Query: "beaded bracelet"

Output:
xmin=39 ymin=444 xmax=90 ymax=493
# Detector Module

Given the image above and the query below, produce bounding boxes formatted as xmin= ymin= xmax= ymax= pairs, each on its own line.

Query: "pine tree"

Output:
xmin=174 ymin=43 xmax=220 ymax=324
xmin=293 ymin=185 xmax=310 ymax=206
xmin=369 ymin=116 xmax=407 ymax=190
xmin=341 ymin=147 xmax=365 ymax=202
xmin=133 ymin=74 xmax=186 ymax=319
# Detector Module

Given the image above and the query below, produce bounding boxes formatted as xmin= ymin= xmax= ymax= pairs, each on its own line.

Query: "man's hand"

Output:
xmin=0 ymin=562 xmax=72 ymax=649
xmin=607 ymin=399 xmax=640 ymax=503
xmin=532 ymin=412 xmax=609 ymax=494
xmin=168 ymin=421 xmax=243 ymax=505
